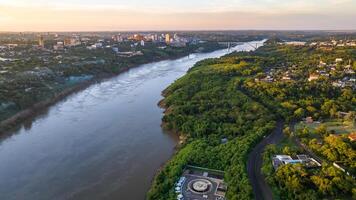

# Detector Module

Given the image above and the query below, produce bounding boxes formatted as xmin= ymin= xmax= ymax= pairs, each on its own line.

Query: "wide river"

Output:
xmin=0 ymin=41 xmax=263 ymax=200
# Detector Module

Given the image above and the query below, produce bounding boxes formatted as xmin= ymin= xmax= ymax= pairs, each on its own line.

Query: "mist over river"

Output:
xmin=0 ymin=41 xmax=263 ymax=200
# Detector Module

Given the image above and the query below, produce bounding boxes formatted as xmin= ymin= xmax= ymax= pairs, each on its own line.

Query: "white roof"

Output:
xmin=275 ymin=155 xmax=292 ymax=161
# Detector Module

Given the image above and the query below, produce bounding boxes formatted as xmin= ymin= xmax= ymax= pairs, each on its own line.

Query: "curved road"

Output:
xmin=247 ymin=120 xmax=284 ymax=200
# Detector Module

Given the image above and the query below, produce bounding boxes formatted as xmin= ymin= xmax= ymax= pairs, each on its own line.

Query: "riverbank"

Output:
xmin=0 ymin=43 xmax=226 ymax=133
xmin=146 ymin=41 xmax=280 ymax=200
xmin=0 ymin=45 xmax=243 ymax=200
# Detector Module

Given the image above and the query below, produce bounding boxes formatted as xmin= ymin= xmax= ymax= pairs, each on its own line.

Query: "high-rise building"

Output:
xmin=63 ymin=37 xmax=81 ymax=46
xmin=38 ymin=35 xmax=45 ymax=47
xmin=151 ymin=34 xmax=158 ymax=42
xmin=64 ymin=38 xmax=71 ymax=46
xmin=165 ymin=34 xmax=171 ymax=44
xmin=140 ymin=40 xmax=145 ymax=46
xmin=173 ymin=33 xmax=179 ymax=40
xmin=112 ymin=34 xmax=123 ymax=42
xmin=130 ymin=34 xmax=144 ymax=41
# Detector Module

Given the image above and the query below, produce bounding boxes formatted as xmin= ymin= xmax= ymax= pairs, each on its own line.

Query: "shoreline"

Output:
xmin=0 ymin=47 xmax=224 ymax=134
xmin=147 ymin=101 xmax=185 ymax=199
xmin=0 ymin=68 xmax=123 ymax=133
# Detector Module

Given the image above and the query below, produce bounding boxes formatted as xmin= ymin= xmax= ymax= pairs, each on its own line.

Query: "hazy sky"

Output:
xmin=1 ymin=0 xmax=356 ymax=31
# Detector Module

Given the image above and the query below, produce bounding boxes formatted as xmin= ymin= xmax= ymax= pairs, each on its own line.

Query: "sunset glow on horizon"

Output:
xmin=1 ymin=0 xmax=356 ymax=31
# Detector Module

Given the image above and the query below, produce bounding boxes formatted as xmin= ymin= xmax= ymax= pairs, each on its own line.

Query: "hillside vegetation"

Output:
xmin=148 ymin=41 xmax=356 ymax=199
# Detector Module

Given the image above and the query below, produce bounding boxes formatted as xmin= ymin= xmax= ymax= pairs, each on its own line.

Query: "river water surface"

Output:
xmin=0 ymin=41 xmax=263 ymax=200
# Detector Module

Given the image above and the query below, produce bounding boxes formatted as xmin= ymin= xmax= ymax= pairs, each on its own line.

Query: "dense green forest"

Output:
xmin=148 ymin=53 xmax=276 ymax=200
xmin=148 ymin=41 xmax=356 ymax=199
xmin=0 ymin=42 xmax=223 ymax=124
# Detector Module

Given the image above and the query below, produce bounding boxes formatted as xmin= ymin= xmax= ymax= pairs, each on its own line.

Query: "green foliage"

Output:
xmin=149 ymin=42 xmax=356 ymax=199
xmin=0 ymin=42 xmax=224 ymax=122
xmin=315 ymin=124 xmax=328 ymax=136
xmin=147 ymin=142 xmax=196 ymax=200
xmin=240 ymin=44 xmax=356 ymax=122
xmin=262 ymin=142 xmax=356 ymax=199
xmin=148 ymin=51 xmax=276 ymax=199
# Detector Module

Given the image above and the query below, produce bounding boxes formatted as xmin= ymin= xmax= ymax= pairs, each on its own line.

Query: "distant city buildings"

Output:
xmin=112 ymin=34 xmax=123 ymax=42
xmin=87 ymin=42 xmax=103 ymax=50
xmin=165 ymin=33 xmax=171 ymax=44
xmin=110 ymin=32 xmax=190 ymax=47
xmin=150 ymin=34 xmax=158 ymax=42
xmin=53 ymin=41 xmax=64 ymax=51
xmin=38 ymin=35 xmax=45 ymax=47
xmin=1 ymin=32 xmax=196 ymax=64
xmin=64 ymin=37 xmax=81 ymax=47
xmin=129 ymin=34 xmax=145 ymax=41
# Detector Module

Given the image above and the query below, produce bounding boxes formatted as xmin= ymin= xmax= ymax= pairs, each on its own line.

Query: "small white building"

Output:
xmin=335 ymin=58 xmax=343 ymax=63
xmin=272 ymin=155 xmax=303 ymax=170
xmin=308 ymin=74 xmax=319 ymax=81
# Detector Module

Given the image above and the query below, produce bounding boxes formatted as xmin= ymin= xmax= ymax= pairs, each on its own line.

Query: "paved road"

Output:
xmin=247 ymin=120 xmax=284 ymax=200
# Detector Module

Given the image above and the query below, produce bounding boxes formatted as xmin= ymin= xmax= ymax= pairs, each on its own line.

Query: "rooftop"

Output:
xmin=175 ymin=165 xmax=226 ymax=200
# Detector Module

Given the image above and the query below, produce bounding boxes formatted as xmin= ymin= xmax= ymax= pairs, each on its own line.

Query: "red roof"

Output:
xmin=348 ymin=133 xmax=356 ymax=141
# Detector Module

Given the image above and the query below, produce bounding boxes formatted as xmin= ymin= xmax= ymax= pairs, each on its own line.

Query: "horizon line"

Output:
xmin=2 ymin=29 xmax=356 ymax=33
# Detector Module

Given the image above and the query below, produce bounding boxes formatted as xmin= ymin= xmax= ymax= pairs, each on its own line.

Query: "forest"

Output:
xmin=148 ymin=40 xmax=356 ymax=199
xmin=148 ymin=52 xmax=275 ymax=200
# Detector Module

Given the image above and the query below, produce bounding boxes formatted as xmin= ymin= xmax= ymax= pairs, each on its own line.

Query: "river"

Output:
xmin=0 ymin=41 xmax=263 ymax=200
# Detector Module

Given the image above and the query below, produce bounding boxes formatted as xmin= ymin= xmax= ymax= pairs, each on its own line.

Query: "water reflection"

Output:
xmin=0 ymin=41 xmax=264 ymax=200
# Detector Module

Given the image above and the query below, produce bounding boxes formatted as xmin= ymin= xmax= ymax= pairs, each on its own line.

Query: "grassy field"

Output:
xmin=295 ymin=119 xmax=356 ymax=135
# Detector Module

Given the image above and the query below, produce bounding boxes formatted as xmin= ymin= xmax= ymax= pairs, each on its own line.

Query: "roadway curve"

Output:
xmin=247 ymin=120 xmax=284 ymax=200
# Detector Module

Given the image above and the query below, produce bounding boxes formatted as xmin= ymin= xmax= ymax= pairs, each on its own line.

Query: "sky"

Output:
xmin=0 ymin=0 xmax=356 ymax=31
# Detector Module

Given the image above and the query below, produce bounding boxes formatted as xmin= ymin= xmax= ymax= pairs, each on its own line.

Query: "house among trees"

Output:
xmin=305 ymin=116 xmax=314 ymax=124
xmin=335 ymin=58 xmax=343 ymax=63
xmin=282 ymin=75 xmax=291 ymax=81
xmin=272 ymin=155 xmax=302 ymax=170
xmin=308 ymin=73 xmax=319 ymax=81
xmin=272 ymin=154 xmax=321 ymax=170
xmin=348 ymin=132 xmax=356 ymax=142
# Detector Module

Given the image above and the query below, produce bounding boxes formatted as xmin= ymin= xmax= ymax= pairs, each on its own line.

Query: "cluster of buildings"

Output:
xmin=0 ymin=32 xmax=201 ymax=80
xmin=0 ymin=32 xmax=206 ymax=91
xmin=0 ymin=32 xmax=195 ymax=63
xmin=36 ymin=34 xmax=83 ymax=50
xmin=53 ymin=36 xmax=82 ymax=50
xmin=33 ymin=32 xmax=191 ymax=53
xmin=309 ymin=39 xmax=356 ymax=49
xmin=254 ymin=56 xmax=355 ymax=90
xmin=254 ymin=40 xmax=355 ymax=88
xmin=312 ymin=58 xmax=355 ymax=88
xmin=124 ymin=33 xmax=189 ymax=47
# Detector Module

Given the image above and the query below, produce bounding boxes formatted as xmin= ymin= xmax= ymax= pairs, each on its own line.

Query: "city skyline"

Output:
xmin=1 ymin=0 xmax=356 ymax=31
